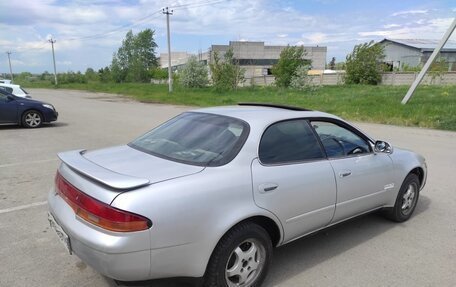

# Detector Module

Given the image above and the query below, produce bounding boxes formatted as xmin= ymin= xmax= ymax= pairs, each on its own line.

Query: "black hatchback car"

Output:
xmin=0 ymin=89 xmax=58 ymax=128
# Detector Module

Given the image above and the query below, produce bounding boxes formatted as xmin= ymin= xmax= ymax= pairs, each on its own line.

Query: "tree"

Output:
xmin=345 ymin=41 xmax=385 ymax=85
xmin=290 ymin=65 xmax=317 ymax=91
xmin=329 ymin=57 xmax=336 ymax=70
xmin=85 ymin=68 xmax=98 ymax=81
xmin=272 ymin=46 xmax=309 ymax=88
xmin=179 ymin=55 xmax=209 ymax=88
xmin=209 ymin=48 xmax=245 ymax=91
xmin=110 ymin=29 xmax=158 ymax=83
xmin=40 ymin=71 xmax=51 ymax=81
xmin=335 ymin=62 xmax=346 ymax=70
xmin=150 ymin=68 xmax=168 ymax=80
xmin=98 ymin=67 xmax=112 ymax=83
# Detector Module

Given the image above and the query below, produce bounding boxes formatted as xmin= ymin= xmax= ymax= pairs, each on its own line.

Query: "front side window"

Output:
xmin=259 ymin=120 xmax=325 ymax=164
xmin=129 ymin=112 xmax=249 ymax=166
xmin=311 ymin=121 xmax=371 ymax=158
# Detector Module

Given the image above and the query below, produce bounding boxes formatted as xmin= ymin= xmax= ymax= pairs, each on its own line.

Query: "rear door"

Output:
xmin=0 ymin=92 xmax=18 ymax=123
xmin=251 ymin=119 xmax=337 ymax=243
xmin=310 ymin=120 xmax=394 ymax=223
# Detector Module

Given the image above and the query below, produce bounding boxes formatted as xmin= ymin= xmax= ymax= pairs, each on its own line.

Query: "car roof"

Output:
xmin=0 ymin=83 xmax=21 ymax=88
xmin=192 ymin=104 xmax=341 ymax=126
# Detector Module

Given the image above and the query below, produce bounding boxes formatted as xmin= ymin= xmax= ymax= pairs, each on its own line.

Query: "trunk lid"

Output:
xmin=58 ymin=145 xmax=204 ymax=203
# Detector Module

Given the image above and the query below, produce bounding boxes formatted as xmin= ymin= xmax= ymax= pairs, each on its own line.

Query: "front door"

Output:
xmin=311 ymin=120 xmax=394 ymax=223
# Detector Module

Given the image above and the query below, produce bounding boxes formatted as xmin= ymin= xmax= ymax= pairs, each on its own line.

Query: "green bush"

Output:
xmin=272 ymin=46 xmax=309 ymax=88
xmin=345 ymin=41 xmax=385 ymax=85
xmin=290 ymin=65 xmax=318 ymax=92
xmin=178 ymin=56 xmax=208 ymax=88
xmin=209 ymin=49 xmax=245 ymax=91
xmin=53 ymin=71 xmax=87 ymax=84
xmin=150 ymin=68 xmax=168 ymax=80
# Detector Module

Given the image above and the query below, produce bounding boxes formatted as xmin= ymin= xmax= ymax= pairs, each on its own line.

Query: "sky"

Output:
xmin=0 ymin=0 xmax=455 ymax=74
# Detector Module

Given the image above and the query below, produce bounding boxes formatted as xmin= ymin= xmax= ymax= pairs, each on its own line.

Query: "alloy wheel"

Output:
xmin=225 ymin=238 xmax=266 ymax=287
xmin=401 ymin=183 xmax=417 ymax=216
xmin=25 ymin=112 xmax=42 ymax=127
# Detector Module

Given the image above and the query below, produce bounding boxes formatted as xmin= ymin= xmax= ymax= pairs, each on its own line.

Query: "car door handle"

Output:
xmin=259 ymin=183 xmax=279 ymax=193
xmin=339 ymin=170 xmax=352 ymax=178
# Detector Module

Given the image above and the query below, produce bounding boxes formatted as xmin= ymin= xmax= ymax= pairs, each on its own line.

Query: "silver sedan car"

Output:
xmin=48 ymin=103 xmax=427 ymax=286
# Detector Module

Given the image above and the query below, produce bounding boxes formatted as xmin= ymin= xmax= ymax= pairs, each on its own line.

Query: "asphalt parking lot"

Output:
xmin=0 ymin=89 xmax=455 ymax=287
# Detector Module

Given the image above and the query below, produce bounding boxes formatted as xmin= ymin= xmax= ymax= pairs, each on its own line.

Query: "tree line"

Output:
xmin=25 ymin=29 xmax=450 ymax=89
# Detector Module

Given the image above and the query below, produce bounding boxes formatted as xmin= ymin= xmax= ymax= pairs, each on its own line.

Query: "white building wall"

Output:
xmin=381 ymin=42 xmax=422 ymax=69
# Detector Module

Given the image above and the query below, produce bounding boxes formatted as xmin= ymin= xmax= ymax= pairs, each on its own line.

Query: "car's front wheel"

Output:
xmin=22 ymin=110 xmax=43 ymax=128
xmin=204 ymin=222 xmax=273 ymax=287
xmin=385 ymin=173 xmax=420 ymax=222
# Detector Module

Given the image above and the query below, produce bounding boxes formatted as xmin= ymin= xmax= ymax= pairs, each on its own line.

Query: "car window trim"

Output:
xmin=308 ymin=117 xmax=374 ymax=160
xmin=257 ymin=118 xmax=327 ymax=166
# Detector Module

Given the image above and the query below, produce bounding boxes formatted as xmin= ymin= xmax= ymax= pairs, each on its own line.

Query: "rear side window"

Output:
xmin=259 ymin=120 xmax=325 ymax=164
xmin=0 ymin=86 xmax=13 ymax=93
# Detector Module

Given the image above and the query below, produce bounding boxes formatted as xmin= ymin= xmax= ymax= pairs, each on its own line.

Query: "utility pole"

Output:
xmin=6 ymin=51 xmax=13 ymax=82
xmin=163 ymin=7 xmax=173 ymax=93
xmin=48 ymin=38 xmax=58 ymax=85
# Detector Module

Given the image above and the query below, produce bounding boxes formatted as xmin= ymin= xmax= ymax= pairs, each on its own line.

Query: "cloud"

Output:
xmin=358 ymin=17 xmax=455 ymax=39
xmin=1 ymin=0 xmax=454 ymax=73
xmin=391 ymin=10 xmax=428 ymax=17
xmin=383 ymin=24 xmax=401 ymax=29
xmin=57 ymin=60 xmax=73 ymax=65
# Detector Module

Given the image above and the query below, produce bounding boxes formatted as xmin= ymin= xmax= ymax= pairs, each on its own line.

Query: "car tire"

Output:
xmin=22 ymin=110 xmax=43 ymax=128
xmin=384 ymin=173 xmax=420 ymax=222
xmin=204 ymin=222 xmax=273 ymax=287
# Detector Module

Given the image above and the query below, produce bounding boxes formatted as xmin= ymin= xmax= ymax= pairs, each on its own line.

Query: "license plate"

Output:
xmin=48 ymin=212 xmax=72 ymax=255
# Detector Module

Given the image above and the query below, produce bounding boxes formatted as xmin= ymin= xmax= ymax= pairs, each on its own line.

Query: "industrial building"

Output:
xmin=209 ymin=41 xmax=327 ymax=78
xmin=160 ymin=41 xmax=327 ymax=81
xmin=159 ymin=52 xmax=195 ymax=70
xmin=379 ymin=38 xmax=456 ymax=71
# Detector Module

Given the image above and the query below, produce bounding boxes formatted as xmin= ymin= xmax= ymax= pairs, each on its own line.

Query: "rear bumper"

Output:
xmin=47 ymin=189 xmax=151 ymax=281
xmin=47 ymin=189 xmax=209 ymax=281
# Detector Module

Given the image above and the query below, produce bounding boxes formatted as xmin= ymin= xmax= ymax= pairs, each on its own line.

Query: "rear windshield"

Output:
xmin=129 ymin=112 xmax=250 ymax=166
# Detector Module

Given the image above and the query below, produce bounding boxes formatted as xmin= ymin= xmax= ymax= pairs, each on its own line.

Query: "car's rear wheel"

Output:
xmin=22 ymin=110 xmax=43 ymax=128
xmin=204 ymin=222 xmax=272 ymax=287
xmin=385 ymin=173 xmax=420 ymax=222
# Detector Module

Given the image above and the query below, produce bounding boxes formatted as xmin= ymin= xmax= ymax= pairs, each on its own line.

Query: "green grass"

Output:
xmin=18 ymin=81 xmax=456 ymax=131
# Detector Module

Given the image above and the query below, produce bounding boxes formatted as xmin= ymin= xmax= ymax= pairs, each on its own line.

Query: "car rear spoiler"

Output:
xmin=58 ymin=149 xmax=150 ymax=190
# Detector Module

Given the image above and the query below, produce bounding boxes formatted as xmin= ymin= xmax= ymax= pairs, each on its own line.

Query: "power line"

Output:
xmin=0 ymin=0 xmax=230 ymax=55
xmin=169 ymin=0 xmax=228 ymax=9
xmin=58 ymin=0 xmax=228 ymax=42
xmin=63 ymin=10 xmax=163 ymax=42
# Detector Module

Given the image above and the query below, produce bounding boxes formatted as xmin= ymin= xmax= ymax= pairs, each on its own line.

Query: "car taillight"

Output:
xmin=54 ymin=171 xmax=151 ymax=232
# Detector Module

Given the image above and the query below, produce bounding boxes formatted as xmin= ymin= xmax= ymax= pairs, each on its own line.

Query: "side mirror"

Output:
xmin=6 ymin=95 xmax=15 ymax=102
xmin=374 ymin=140 xmax=393 ymax=154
